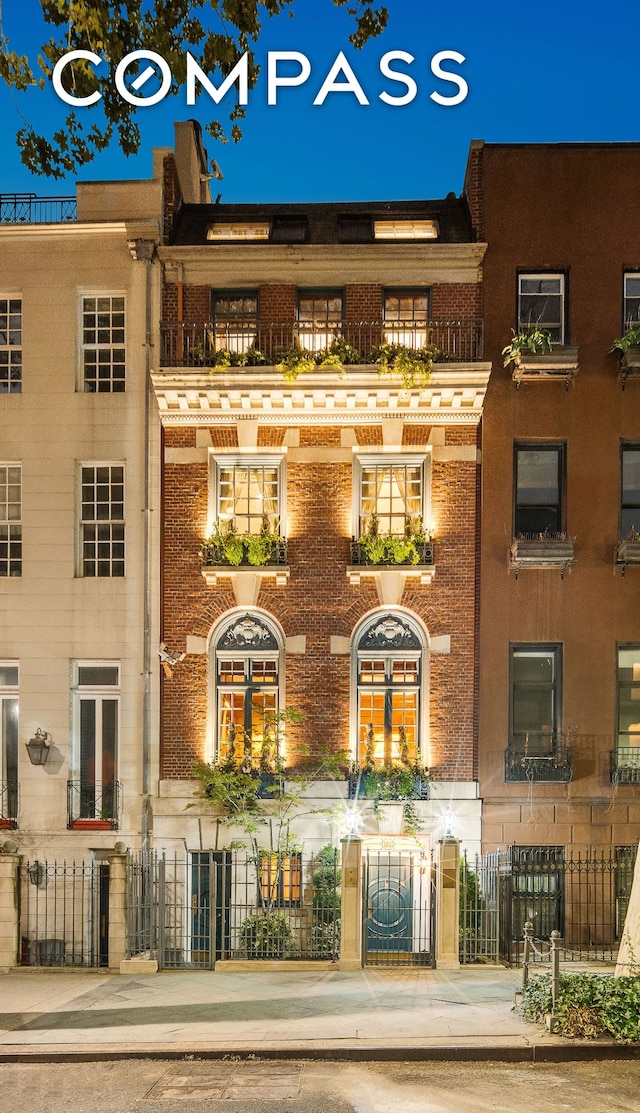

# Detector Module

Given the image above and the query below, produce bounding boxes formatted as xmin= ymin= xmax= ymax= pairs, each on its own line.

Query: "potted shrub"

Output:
xmin=238 ymin=909 xmax=295 ymax=958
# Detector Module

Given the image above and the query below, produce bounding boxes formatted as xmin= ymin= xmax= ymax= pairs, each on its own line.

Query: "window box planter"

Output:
xmin=0 ymin=817 xmax=17 ymax=829
xmin=616 ymin=539 xmax=640 ymax=574
xmin=69 ymin=818 xmax=117 ymax=830
xmin=610 ymin=747 xmax=640 ymax=784
xmin=504 ymin=746 xmax=573 ymax=783
xmin=348 ymin=769 xmax=430 ymax=801
xmin=511 ymin=345 xmax=579 ymax=387
xmin=510 ymin=536 xmax=575 ymax=577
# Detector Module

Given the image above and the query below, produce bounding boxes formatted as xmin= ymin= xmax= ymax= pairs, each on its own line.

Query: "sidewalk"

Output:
xmin=0 ymin=964 xmax=635 ymax=1063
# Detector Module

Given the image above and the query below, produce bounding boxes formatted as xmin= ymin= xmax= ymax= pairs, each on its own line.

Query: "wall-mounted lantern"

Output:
xmin=25 ymin=728 xmax=51 ymax=766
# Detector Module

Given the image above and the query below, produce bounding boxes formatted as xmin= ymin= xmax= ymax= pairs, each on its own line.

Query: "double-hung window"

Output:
xmin=510 ymin=645 xmax=561 ymax=755
xmin=0 ymin=465 xmax=21 ymax=577
xmin=517 ymin=273 xmax=566 ymax=343
xmin=383 ymin=289 xmax=430 ymax=348
xmin=81 ymin=295 xmax=125 ymax=392
xmin=514 ymin=444 xmax=565 ymax=537
xmin=616 ymin=646 xmax=640 ymax=755
xmin=80 ymin=464 xmax=125 ymax=577
xmin=623 ymin=273 xmax=640 ymax=329
xmin=259 ymin=852 xmax=301 ymax=907
xmin=212 ymin=455 xmax=282 ymax=535
xmin=70 ymin=662 xmax=119 ymax=825
xmin=621 ymin=445 xmax=640 ymax=539
xmin=213 ymin=614 xmax=282 ymax=766
xmin=211 ymin=290 xmax=258 ymax=354
xmin=356 ymin=455 xmax=425 ymax=537
xmin=297 ymin=289 xmax=343 ymax=352
xmin=0 ymin=298 xmax=22 ymax=394
xmin=355 ymin=613 xmax=424 ymax=766
xmin=0 ymin=663 xmax=18 ymax=825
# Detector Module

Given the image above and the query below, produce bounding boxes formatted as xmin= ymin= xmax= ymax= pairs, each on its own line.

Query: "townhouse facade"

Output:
xmin=468 ymin=142 xmax=640 ymax=940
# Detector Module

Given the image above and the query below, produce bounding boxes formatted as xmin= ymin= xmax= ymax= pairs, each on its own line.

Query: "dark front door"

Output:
xmin=365 ymin=852 xmax=412 ymax=955
xmin=190 ymin=851 xmax=230 ymax=965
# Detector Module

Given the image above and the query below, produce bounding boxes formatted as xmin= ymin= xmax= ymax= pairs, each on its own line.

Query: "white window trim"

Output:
xmin=207 ymin=610 xmax=286 ymax=763
xmin=208 ymin=452 xmax=286 ymax=537
xmin=351 ymin=451 xmax=431 ymax=540
xmin=0 ymin=462 xmax=22 ymax=579
xmin=77 ymin=460 xmax=126 ymax=578
xmin=70 ymin=660 xmax=120 ymax=785
xmin=349 ymin=609 xmax=430 ymax=767
xmin=0 ymin=294 xmax=22 ymax=394
xmin=77 ymin=290 xmax=126 ymax=393
xmin=517 ymin=272 xmax=566 ymax=345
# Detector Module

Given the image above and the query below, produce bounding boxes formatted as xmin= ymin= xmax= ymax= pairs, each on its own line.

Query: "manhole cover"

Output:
xmin=145 ymin=1063 xmax=302 ymax=1101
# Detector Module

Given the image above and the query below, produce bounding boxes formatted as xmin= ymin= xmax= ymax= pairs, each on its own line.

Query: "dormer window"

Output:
xmin=373 ymin=219 xmax=438 ymax=241
xmin=206 ymin=222 xmax=270 ymax=241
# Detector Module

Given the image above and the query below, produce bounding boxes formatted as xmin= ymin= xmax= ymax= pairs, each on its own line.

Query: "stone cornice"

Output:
xmin=151 ymin=363 xmax=492 ymax=425
xmin=159 ymin=242 xmax=487 ymax=286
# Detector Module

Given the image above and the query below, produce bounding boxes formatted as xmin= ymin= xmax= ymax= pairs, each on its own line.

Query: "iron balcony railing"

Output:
xmin=159 ymin=318 xmax=484 ymax=369
xmin=0 ymin=193 xmax=76 ymax=224
xmin=0 ymin=783 xmax=18 ymax=827
xmin=350 ymin=538 xmax=434 ymax=567
xmin=67 ymin=780 xmax=120 ymax=827
xmin=611 ymin=747 xmax=640 ymax=784
xmin=202 ymin=536 xmax=288 ymax=568
xmin=505 ymin=733 xmax=573 ymax=782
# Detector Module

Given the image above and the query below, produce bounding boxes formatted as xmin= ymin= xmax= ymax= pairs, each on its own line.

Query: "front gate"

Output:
xmin=362 ymin=849 xmax=434 ymax=966
xmin=20 ymin=858 xmax=109 ymax=967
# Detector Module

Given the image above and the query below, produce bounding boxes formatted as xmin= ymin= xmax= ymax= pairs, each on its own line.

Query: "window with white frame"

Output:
xmin=356 ymin=455 xmax=426 ymax=537
xmin=623 ymin=273 xmax=640 ymax=329
xmin=297 ymin=289 xmax=343 ymax=351
xmin=354 ymin=613 xmax=424 ymax=766
xmin=0 ymin=298 xmax=22 ymax=394
xmin=0 ymin=663 xmax=18 ymax=824
xmin=211 ymin=290 xmax=258 ymax=354
xmin=70 ymin=662 xmax=119 ymax=823
xmin=81 ymin=295 xmax=125 ymax=392
xmin=211 ymin=455 xmax=283 ymax=535
xmin=517 ymin=273 xmax=566 ymax=343
xmin=212 ymin=614 xmax=282 ymax=766
xmin=80 ymin=465 xmax=125 ymax=577
xmin=383 ymin=289 xmax=430 ymax=348
xmin=0 ymin=465 xmax=21 ymax=577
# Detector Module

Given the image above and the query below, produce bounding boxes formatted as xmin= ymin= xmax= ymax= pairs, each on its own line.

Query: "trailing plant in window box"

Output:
xmin=371 ymin=342 xmax=439 ymax=388
xmin=502 ymin=327 xmax=553 ymax=368
xmin=275 ymin=338 xmax=360 ymax=382
xmin=610 ymin=324 xmax=640 ymax=354
xmin=356 ymin=513 xmax=430 ymax=566
xmin=201 ymin=519 xmax=283 ymax=568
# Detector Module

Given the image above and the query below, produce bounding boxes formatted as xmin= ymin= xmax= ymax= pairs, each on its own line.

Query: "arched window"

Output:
xmin=212 ymin=612 xmax=283 ymax=766
xmin=354 ymin=612 xmax=426 ymax=766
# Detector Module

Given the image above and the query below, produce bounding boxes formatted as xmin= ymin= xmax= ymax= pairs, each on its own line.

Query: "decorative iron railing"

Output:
xmin=505 ymin=735 xmax=573 ymax=782
xmin=611 ymin=746 xmax=640 ymax=784
xmin=159 ymin=318 xmax=484 ymax=369
xmin=201 ymin=536 xmax=288 ymax=567
xmin=0 ymin=193 xmax=76 ymax=224
xmin=350 ymin=539 xmax=434 ymax=567
xmin=67 ymin=780 xmax=121 ymax=827
xmin=0 ymin=783 xmax=18 ymax=827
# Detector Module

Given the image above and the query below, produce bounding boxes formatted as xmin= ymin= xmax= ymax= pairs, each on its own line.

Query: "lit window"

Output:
xmin=0 ymin=298 xmax=22 ymax=394
xmin=517 ymin=273 xmax=566 ymax=343
xmin=214 ymin=457 xmax=281 ymax=535
xmin=354 ymin=613 xmax=424 ymax=766
xmin=206 ymin=222 xmax=270 ymax=241
xmin=259 ymin=852 xmax=301 ymax=907
xmin=211 ymin=290 xmax=258 ymax=354
xmin=0 ymin=662 xmax=18 ymax=825
xmin=514 ymin=444 xmax=565 ymax=536
xmin=358 ymin=457 xmax=424 ymax=536
xmin=80 ymin=465 xmax=125 ymax=577
xmin=70 ymin=662 xmax=119 ymax=825
xmin=623 ymin=273 xmax=640 ymax=328
xmin=374 ymin=219 xmax=438 ymax=240
xmin=616 ymin=646 xmax=640 ymax=752
xmin=621 ymin=445 xmax=640 ymax=539
xmin=0 ymin=465 xmax=21 ymax=577
xmin=510 ymin=645 xmax=561 ymax=754
xmin=383 ymin=289 xmax=430 ymax=348
xmin=81 ymin=295 xmax=125 ymax=392
xmin=297 ymin=289 xmax=343 ymax=352
xmin=213 ymin=614 xmax=282 ymax=766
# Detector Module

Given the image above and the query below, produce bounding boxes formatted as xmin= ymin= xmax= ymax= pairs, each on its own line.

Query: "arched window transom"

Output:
xmin=214 ymin=613 xmax=282 ymax=765
xmin=356 ymin=613 xmax=424 ymax=766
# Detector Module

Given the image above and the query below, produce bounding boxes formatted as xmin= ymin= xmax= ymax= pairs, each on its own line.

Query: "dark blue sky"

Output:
xmin=0 ymin=1 xmax=637 ymax=202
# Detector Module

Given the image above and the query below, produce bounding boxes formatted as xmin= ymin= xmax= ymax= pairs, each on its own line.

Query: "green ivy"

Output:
xmin=521 ymin=972 xmax=640 ymax=1042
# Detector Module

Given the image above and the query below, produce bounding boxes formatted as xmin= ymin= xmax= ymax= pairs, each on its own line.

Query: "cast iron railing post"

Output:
xmin=522 ymin=920 xmax=533 ymax=989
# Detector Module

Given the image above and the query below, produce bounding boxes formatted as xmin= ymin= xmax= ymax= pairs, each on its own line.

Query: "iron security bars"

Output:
xmin=20 ymin=858 xmax=109 ymax=968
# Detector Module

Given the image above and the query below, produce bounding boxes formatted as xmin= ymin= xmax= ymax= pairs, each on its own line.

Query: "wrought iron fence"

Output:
xmin=20 ymin=858 xmax=109 ymax=967
xmin=126 ymin=848 xmax=341 ymax=969
xmin=498 ymin=845 xmax=636 ymax=966
xmin=159 ymin=318 xmax=484 ymax=369
xmin=362 ymin=849 xmax=434 ymax=966
xmin=459 ymin=851 xmax=500 ymax=964
xmin=0 ymin=193 xmax=76 ymax=223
